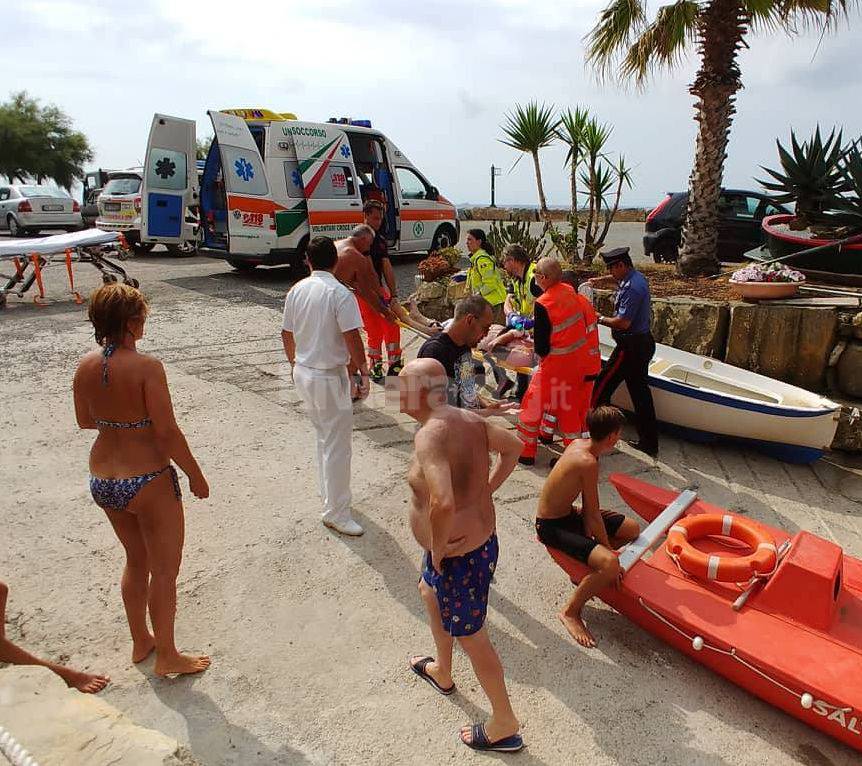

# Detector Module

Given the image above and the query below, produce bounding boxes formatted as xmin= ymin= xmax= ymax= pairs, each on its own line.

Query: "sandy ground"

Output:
xmin=1 ymin=245 xmax=861 ymax=766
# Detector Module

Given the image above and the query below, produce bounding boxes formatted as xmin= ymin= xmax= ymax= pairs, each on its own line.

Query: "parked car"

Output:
xmin=0 ymin=185 xmax=83 ymax=236
xmin=96 ymin=170 xmax=148 ymax=249
xmin=643 ymin=189 xmax=791 ymax=263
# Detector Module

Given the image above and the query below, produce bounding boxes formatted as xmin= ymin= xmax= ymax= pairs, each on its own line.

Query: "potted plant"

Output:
xmin=729 ymin=262 xmax=806 ymax=300
xmin=757 ymin=128 xmax=862 ymax=278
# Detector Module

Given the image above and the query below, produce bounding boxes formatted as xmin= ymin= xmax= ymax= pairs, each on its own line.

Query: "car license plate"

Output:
xmin=42 ymin=204 xmax=64 ymax=211
xmin=105 ymin=202 xmax=120 ymax=211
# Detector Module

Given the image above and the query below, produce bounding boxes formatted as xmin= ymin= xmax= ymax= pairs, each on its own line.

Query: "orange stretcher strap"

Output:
xmin=65 ymin=249 xmax=83 ymax=304
xmin=30 ymin=253 xmax=47 ymax=307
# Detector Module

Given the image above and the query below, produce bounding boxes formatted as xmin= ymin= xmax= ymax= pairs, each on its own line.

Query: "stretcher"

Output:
xmin=396 ymin=320 xmax=536 ymax=375
xmin=0 ymin=229 xmax=136 ymax=308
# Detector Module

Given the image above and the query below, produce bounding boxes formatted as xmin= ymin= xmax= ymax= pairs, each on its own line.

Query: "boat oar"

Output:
xmin=709 ymin=232 xmax=862 ymax=279
xmin=732 ymin=539 xmax=792 ymax=611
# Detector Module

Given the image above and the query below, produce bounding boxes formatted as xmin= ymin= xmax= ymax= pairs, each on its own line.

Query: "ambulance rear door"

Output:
xmin=208 ymin=110 xmax=278 ymax=255
xmin=288 ymin=122 xmax=363 ymax=239
xmin=142 ymin=114 xmax=197 ymax=244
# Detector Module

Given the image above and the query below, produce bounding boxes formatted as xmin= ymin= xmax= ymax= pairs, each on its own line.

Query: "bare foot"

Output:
xmin=132 ymin=634 xmax=156 ymax=663
xmin=154 ymin=652 xmax=211 ymax=677
xmin=409 ymin=654 xmax=453 ymax=691
xmin=559 ymin=611 xmax=597 ymax=648
xmin=59 ymin=667 xmax=111 ymax=694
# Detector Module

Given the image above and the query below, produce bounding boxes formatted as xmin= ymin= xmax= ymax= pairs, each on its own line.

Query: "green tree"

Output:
xmin=499 ymin=102 xmax=559 ymax=220
xmin=196 ymin=135 xmax=213 ymax=160
xmin=556 ymin=106 xmax=591 ymax=232
xmin=586 ymin=0 xmax=855 ymax=276
xmin=0 ymin=92 xmax=93 ymax=190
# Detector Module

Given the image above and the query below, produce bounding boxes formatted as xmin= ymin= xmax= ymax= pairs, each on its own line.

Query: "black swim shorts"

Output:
xmin=535 ymin=509 xmax=626 ymax=564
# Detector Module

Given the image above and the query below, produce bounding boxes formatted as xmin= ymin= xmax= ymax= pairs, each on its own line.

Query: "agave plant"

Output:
xmin=830 ymin=140 xmax=862 ymax=231
xmin=757 ymin=127 xmax=848 ymax=229
xmin=499 ymin=102 xmax=559 ymax=220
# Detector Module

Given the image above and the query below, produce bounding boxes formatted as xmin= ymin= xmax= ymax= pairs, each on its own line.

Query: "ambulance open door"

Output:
xmin=142 ymin=114 xmax=197 ymax=245
xmin=291 ymin=122 xmax=364 ymax=238
xmin=208 ymin=110 xmax=278 ymax=255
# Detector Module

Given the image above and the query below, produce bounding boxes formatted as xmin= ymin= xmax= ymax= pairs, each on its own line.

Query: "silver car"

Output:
xmin=0 ymin=185 xmax=83 ymax=237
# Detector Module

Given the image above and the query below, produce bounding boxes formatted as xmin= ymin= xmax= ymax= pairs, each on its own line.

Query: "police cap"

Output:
xmin=600 ymin=247 xmax=632 ymax=267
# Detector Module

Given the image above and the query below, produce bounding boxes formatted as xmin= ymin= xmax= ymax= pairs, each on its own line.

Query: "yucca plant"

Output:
xmin=556 ymin=107 xmax=591 ymax=222
xmin=499 ymin=102 xmax=559 ymax=220
xmin=587 ymin=0 xmax=857 ymax=277
xmin=757 ymin=127 xmax=847 ymax=229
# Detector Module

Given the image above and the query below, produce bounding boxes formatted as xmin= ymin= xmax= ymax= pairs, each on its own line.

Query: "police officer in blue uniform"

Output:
xmin=589 ymin=247 xmax=659 ymax=457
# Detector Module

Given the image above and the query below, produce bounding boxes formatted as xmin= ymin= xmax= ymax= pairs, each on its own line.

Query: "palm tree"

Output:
xmin=500 ymin=102 xmax=559 ymax=220
xmin=556 ymin=107 xmax=591 ymax=222
xmin=586 ymin=0 xmax=855 ymax=276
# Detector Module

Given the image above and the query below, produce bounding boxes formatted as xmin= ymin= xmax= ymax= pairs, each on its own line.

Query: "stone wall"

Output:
xmin=409 ymin=280 xmax=862 ymax=452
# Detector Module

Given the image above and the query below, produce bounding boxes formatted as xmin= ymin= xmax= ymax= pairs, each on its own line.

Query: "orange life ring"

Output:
xmin=666 ymin=513 xmax=777 ymax=583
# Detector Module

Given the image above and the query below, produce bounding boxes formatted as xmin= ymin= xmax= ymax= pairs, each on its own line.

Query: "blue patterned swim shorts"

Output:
xmin=421 ymin=534 xmax=498 ymax=637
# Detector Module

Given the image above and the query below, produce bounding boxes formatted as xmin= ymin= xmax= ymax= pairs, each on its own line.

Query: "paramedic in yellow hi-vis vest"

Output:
xmin=500 ymin=244 xmax=539 ymax=399
xmin=465 ymin=229 xmax=506 ymax=324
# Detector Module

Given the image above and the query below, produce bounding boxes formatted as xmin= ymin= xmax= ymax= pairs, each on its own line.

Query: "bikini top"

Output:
xmin=94 ymin=344 xmax=152 ymax=430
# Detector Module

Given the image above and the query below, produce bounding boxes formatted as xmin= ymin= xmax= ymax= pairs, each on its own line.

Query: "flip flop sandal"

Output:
xmin=408 ymin=656 xmax=455 ymax=696
xmin=461 ymin=722 xmax=524 ymax=753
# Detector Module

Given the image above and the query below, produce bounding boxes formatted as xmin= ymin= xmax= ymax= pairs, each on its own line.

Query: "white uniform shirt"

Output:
xmin=282 ymin=270 xmax=362 ymax=370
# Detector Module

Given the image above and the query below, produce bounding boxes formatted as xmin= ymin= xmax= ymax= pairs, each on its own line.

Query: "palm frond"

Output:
xmin=586 ymin=0 xmax=648 ymax=75
xmin=620 ymin=0 xmax=700 ymax=83
xmin=499 ymin=102 xmax=559 ymax=154
xmin=747 ymin=0 xmax=857 ymax=33
xmin=556 ymin=106 xmax=591 ymax=166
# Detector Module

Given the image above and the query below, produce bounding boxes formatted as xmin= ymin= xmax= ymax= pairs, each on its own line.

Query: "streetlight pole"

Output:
xmin=490 ymin=165 xmax=501 ymax=207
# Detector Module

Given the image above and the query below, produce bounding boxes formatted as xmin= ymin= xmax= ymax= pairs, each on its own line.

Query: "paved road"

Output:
xmin=1 ymin=222 xmax=648 ymax=302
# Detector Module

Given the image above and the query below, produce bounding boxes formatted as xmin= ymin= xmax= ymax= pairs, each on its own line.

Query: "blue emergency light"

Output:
xmin=326 ymin=117 xmax=372 ymax=128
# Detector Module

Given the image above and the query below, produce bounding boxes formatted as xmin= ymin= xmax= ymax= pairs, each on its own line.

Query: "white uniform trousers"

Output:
xmin=292 ymin=363 xmax=354 ymax=524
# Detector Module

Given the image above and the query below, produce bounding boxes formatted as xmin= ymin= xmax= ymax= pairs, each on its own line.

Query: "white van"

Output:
xmin=141 ymin=108 xmax=459 ymax=270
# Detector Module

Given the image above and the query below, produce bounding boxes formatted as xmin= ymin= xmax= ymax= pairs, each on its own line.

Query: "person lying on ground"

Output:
xmin=417 ymin=295 xmax=517 ymax=417
xmin=0 ymin=580 xmax=110 ymax=693
xmin=73 ymin=283 xmax=211 ymax=677
xmin=397 ymin=358 xmax=525 ymax=754
xmin=535 ymin=406 xmax=640 ymax=647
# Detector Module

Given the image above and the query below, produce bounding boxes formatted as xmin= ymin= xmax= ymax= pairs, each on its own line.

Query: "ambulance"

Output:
xmin=141 ymin=109 xmax=459 ymax=270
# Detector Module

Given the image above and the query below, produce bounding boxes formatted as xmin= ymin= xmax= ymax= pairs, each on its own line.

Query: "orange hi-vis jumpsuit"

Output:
xmin=538 ymin=292 xmax=600 ymax=442
xmin=357 ymin=288 xmax=401 ymax=368
xmin=517 ymin=282 xmax=587 ymax=460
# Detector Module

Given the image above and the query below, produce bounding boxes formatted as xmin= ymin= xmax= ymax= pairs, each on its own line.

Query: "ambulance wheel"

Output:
xmin=229 ymin=260 xmax=257 ymax=271
xmin=430 ymin=224 xmax=457 ymax=252
xmin=167 ymin=242 xmax=196 ymax=257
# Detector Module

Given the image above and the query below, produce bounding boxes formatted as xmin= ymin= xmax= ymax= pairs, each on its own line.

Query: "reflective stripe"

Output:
xmin=707 ymin=556 xmax=720 ymax=580
xmin=560 ymin=431 xmax=580 ymax=439
xmin=517 ymin=424 xmax=539 ymax=435
xmin=551 ymin=313 xmax=584 ymax=334
xmin=722 ymin=515 xmax=733 ymax=536
xmin=669 ymin=525 xmax=688 ymax=537
xmin=548 ymin=338 xmax=586 ymax=356
xmin=542 ymin=414 xmax=558 ymax=423
xmin=758 ymin=542 xmax=777 ymax=553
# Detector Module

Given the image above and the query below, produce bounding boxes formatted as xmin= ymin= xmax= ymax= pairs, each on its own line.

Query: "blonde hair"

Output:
xmin=88 ymin=283 xmax=149 ymax=346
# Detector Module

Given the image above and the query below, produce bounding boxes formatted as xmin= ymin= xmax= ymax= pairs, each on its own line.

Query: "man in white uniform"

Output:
xmin=282 ymin=236 xmax=370 ymax=536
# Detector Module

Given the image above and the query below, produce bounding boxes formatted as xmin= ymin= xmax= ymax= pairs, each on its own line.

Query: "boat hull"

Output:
xmin=761 ymin=214 xmax=862 ymax=276
xmin=546 ymin=473 xmax=862 ymax=755
xmin=599 ymin=326 xmax=839 ymax=463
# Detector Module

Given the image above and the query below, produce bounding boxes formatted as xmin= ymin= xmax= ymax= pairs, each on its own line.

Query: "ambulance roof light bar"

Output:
xmin=327 ymin=117 xmax=372 ymax=128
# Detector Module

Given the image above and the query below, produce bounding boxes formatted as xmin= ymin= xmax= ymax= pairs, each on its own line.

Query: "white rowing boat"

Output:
xmin=599 ymin=326 xmax=841 ymax=463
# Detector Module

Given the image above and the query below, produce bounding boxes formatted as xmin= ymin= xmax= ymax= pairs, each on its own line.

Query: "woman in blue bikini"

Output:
xmin=73 ymin=283 xmax=210 ymax=677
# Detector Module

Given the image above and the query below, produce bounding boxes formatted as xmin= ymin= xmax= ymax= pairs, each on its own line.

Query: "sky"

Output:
xmin=4 ymin=0 xmax=860 ymax=208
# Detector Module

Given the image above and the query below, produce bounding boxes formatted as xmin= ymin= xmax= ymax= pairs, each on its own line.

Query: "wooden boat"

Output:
xmin=598 ymin=325 xmax=840 ymax=463
xmin=546 ymin=473 xmax=862 ymax=755
xmin=757 ymin=214 xmax=862 ymax=286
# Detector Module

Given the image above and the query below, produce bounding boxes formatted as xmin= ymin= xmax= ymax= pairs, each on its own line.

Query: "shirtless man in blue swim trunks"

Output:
xmin=398 ymin=358 xmax=524 ymax=754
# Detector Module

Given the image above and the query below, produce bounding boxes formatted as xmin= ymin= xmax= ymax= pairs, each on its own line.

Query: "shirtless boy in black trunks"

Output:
xmin=535 ymin=406 xmax=640 ymax=647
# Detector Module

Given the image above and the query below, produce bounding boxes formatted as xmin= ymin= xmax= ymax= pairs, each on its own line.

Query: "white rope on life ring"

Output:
xmin=0 ymin=726 xmax=41 ymax=766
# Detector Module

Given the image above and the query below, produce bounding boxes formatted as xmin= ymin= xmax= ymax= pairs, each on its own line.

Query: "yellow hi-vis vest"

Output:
xmin=510 ymin=261 xmax=537 ymax=316
xmin=467 ymin=249 xmax=507 ymax=307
